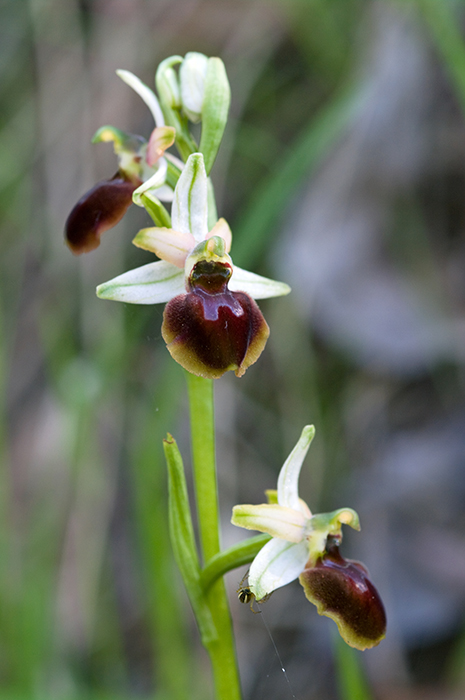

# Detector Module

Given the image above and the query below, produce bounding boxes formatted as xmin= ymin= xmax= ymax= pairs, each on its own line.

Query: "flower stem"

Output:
xmin=200 ymin=534 xmax=271 ymax=591
xmin=186 ymin=372 xmax=242 ymax=700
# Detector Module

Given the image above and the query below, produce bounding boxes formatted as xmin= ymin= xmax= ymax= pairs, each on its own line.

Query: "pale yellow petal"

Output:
xmin=231 ymin=504 xmax=306 ymax=543
xmin=133 ymin=227 xmax=195 ymax=268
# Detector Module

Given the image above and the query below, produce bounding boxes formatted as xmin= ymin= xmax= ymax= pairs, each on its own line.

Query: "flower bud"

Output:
xmin=299 ymin=541 xmax=386 ymax=651
xmin=180 ymin=52 xmax=209 ymax=123
xmin=65 ymin=174 xmax=137 ymax=254
xmin=161 ymin=258 xmax=270 ymax=378
xmin=156 ymin=56 xmax=183 ymax=111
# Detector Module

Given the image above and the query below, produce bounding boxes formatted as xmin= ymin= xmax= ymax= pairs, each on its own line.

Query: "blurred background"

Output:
xmin=1 ymin=0 xmax=465 ymax=698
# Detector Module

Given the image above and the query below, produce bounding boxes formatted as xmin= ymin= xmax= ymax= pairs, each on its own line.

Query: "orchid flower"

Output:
xmin=96 ymin=152 xmax=290 ymax=378
xmin=65 ymin=70 xmax=175 ymax=254
xmin=232 ymin=426 xmax=386 ymax=650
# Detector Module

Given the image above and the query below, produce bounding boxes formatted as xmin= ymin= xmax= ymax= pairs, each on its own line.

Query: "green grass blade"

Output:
xmin=232 ymin=85 xmax=361 ymax=269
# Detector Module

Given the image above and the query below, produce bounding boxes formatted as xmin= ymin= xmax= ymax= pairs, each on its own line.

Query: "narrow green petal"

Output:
xmin=92 ymin=125 xmax=141 ymax=151
xmin=139 ymin=192 xmax=172 ymax=228
xmin=229 ymin=266 xmax=291 ymax=299
xmin=171 ymin=153 xmax=208 ymax=241
xmin=249 ymin=538 xmax=309 ymax=600
xmin=307 ymin=508 xmax=361 ymax=566
xmin=97 ymin=260 xmax=184 ymax=304
xmin=132 ymin=163 xmax=168 ymax=205
xmin=277 ymin=425 xmax=315 ymax=511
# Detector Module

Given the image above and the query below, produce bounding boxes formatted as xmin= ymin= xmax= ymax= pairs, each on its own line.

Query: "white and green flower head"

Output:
xmin=65 ymin=53 xmax=289 ymax=378
xmin=232 ymin=426 xmax=387 ymax=650
xmin=97 ymin=152 xmax=290 ymax=378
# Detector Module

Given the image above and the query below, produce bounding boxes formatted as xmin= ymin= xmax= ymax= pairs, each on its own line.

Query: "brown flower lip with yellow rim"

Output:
xmin=65 ymin=172 xmax=140 ymax=254
xmin=162 ymin=259 xmax=270 ymax=379
xmin=299 ymin=539 xmax=387 ymax=650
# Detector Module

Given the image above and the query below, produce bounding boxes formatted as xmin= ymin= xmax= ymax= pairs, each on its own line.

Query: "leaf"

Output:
xmin=163 ymin=435 xmax=217 ymax=645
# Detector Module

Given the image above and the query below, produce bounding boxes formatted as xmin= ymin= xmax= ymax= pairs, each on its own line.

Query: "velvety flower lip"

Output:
xmin=231 ymin=425 xmax=386 ymax=650
xmin=65 ymin=173 xmax=138 ymax=254
xmin=162 ymin=259 xmax=270 ymax=378
xmin=300 ymin=540 xmax=387 ymax=650
xmin=97 ymin=152 xmax=290 ymax=379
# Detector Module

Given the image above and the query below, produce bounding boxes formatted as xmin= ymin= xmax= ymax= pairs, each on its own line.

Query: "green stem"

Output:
xmin=200 ymin=534 xmax=271 ymax=591
xmin=186 ymin=372 xmax=242 ymax=700
xmin=186 ymin=373 xmax=218 ymax=561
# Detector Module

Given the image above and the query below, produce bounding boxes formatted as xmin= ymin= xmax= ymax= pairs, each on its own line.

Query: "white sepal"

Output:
xmin=97 ymin=261 xmax=185 ymax=304
xmin=116 ymin=69 xmax=165 ymax=127
xmin=229 ymin=266 xmax=291 ymax=300
xmin=249 ymin=538 xmax=309 ymax=601
xmin=171 ymin=153 xmax=208 ymax=242
xmin=278 ymin=426 xmax=315 ymax=513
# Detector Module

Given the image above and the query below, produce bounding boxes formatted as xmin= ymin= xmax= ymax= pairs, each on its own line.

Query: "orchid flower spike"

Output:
xmin=65 ymin=70 xmax=175 ymax=254
xmin=97 ymin=152 xmax=290 ymax=379
xmin=232 ymin=426 xmax=386 ymax=650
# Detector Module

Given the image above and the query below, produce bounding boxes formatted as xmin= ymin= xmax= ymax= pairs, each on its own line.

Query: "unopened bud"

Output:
xmin=180 ymin=52 xmax=209 ymax=123
xmin=156 ymin=56 xmax=182 ymax=110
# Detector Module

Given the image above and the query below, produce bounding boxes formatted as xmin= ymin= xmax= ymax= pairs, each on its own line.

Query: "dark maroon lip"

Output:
xmin=189 ymin=287 xmax=244 ymax=322
xmin=65 ymin=173 xmax=138 ymax=254
xmin=300 ymin=542 xmax=386 ymax=649
xmin=162 ymin=278 xmax=270 ymax=379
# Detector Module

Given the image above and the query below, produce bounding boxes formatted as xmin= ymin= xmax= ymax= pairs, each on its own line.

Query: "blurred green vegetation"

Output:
xmin=1 ymin=1 xmax=465 ymax=699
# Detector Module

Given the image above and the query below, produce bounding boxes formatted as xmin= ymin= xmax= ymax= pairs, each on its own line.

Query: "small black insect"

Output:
xmin=237 ymin=572 xmax=271 ymax=613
